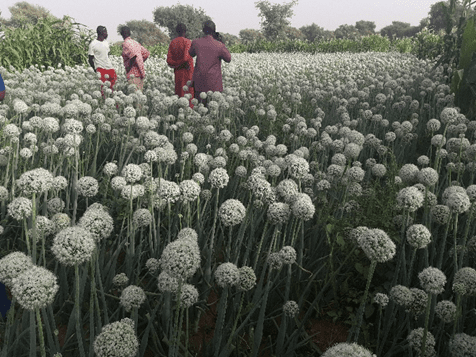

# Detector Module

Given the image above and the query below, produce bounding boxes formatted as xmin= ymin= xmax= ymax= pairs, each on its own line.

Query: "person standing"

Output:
xmin=189 ymin=20 xmax=231 ymax=104
xmin=0 ymin=70 xmax=5 ymax=101
xmin=120 ymin=26 xmax=150 ymax=92
xmin=88 ymin=26 xmax=117 ymax=94
xmin=167 ymin=23 xmax=194 ymax=107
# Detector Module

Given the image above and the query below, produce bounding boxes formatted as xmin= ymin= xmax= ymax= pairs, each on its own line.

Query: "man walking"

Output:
xmin=120 ymin=26 xmax=150 ymax=92
xmin=88 ymin=26 xmax=117 ymax=93
xmin=167 ymin=23 xmax=194 ymax=107
xmin=189 ymin=20 xmax=231 ymax=105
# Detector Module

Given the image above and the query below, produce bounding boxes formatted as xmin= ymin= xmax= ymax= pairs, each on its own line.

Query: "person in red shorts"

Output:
xmin=88 ymin=26 xmax=117 ymax=94
xmin=167 ymin=23 xmax=194 ymax=108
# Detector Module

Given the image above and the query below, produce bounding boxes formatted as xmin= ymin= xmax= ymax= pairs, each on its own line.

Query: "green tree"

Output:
xmin=239 ymin=28 xmax=265 ymax=43
xmin=219 ymin=32 xmax=241 ymax=46
xmin=380 ymin=21 xmax=412 ymax=38
xmin=355 ymin=20 xmax=376 ymax=36
xmin=1 ymin=1 xmax=58 ymax=29
xmin=428 ymin=1 xmax=473 ymax=32
xmin=284 ymin=26 xmax=304 ymax=40
xmin=255 ymin=0 xmax=299 ymax=41
xmin=334 ymin=24 xmax=359 ymax=39
xmin=117 ymin=20 xmax=169 ymax=46
xmin=153 ymin=4 xmax=211 ymax=40
xmin=299 ymin=23 xmax=331 ymax=42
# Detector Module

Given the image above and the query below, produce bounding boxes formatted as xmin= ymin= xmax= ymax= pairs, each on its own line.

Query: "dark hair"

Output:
xmin=120 ymin=26 xmax=131 ymax=38
xmin=176 ymin=23 xmax=187 ymax=36
xmin=202 ymin=20 xmax=216 ymax=35
xmin=97 ymin=26 xmax=107 ymax=36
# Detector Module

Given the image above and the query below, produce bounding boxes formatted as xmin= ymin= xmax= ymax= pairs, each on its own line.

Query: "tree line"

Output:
xmin=0 ymin=1 xmax=471 ymax=48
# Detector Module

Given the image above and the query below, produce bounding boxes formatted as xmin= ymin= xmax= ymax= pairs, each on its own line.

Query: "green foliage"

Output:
xmin=0 ymin=1 xmax=58 ymax=29
xmin=380 ymin=21 xmax=421 ymax=39
xmin=0 ymin=16 xmax=94 ymax=72
xmin=299 ymin=23 xmax=333 ymax=42
xmin=284 ymin=26 xmax=305 ymax=41
xmin=218 ymin=32 xmax=241 ymax=47
xmin=147 ymin=43 xmax=169 ymax=57
xmin=335 ymin=24 xmax=359 ymax=40
xmin=454 ymin=16 xmax=476 ymax=113
xmin=255 ymin=0 xmax=299 ymax=41
xmin=239 ymin=28 xmax=266 ymax=44
xmin=153 ymin=4 xmax=211 ymax=40
xmin=355 ymin=20 xmax=376 ymax=36
xmin=428 ymin=0 xmax=475 ymax=32
xmin=116 ymin=20 xmax=169 ymax=47
xmin=411 ymin=27 xmax=444 ymax=60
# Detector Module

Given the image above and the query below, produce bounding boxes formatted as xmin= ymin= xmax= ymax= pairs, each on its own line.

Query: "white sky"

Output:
xmin=0 ymin=0 xmax=439 ymax=42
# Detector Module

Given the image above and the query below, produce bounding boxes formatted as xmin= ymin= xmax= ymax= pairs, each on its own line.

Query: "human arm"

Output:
xmin=220 ymin=45 xmax=231 ymax=63
xmin=141 ymin=45 xmax=150 ymax=63
xmin=126 ymin=56 xmax=137 ymax=73
xmin=168 ymin=39 xmax=192 ymax=70
xmin=188 ymin=41 xmax=196 ymax=58
xmin=88 ymin=55 xmax=96 ymax=72
xmin=0 ymin=91 xmax=5 ymax=101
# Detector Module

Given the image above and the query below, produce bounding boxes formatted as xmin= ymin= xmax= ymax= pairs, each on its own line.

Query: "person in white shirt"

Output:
xmin=88 ymin=26 xmax=117 ymax=93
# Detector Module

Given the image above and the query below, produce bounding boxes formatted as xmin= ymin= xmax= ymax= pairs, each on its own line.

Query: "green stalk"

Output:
xmin=213 ymin=287 xmax=229 ymax=357
xmin=205 ymin=189 xmax=220 ymax=286
xmin=89 ymin=249 xmax=97 ymax=357
xmin=251 ymin=266 xmax=274 ymax=357
xmin=36 ymin=307 xmax=46 ymax=357
xmin=453 ymin=292 xmax=463 ymax=338
xmin=350 ymin=260 xmax=377 ymax=343
xmin=252 ymin=221 xmax=269 ymax=271
xmin=31 ymin=192 xmax=37 ymax=263
xmin=30 ymin=309 xmax=36 ymax=357
xmin=420 ymin=293 xmax=433 ymax=357
xmin=222 ymin=292 xmax=245 ymax=356
xmin=23 ymin=218 xmax=31 ymax=256
xmin=1 ymin=296 xmax=16 ymax=357
xmin=276 ymin=264 xmax=292 ymax=355
xmin=75 ymin=264 xmax=86 ymax=357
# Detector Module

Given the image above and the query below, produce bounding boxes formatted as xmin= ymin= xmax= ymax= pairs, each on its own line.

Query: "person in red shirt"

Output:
xmin=120 ymin=26 xmax=150 ymax=92
xmin=167 ymin=23 xmax=194 ymax=108
xmin=189 ymin=20 xmax=231 ymax=105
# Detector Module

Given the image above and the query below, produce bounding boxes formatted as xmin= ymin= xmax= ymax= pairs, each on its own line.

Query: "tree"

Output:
xmin=219 ymin=32 xmax=241 ymax=46
xmin=239 ymin=28 xmax=265 ymax=43
xmin=355 ymin=20 xmax=376 ymax=36
xmin=153 ymin=4 xmax=211 ymax=40
xmin=117 ymin=20 xmax=169 ymax=46
xmin=334 ymin=24 xmax=359 ymax=39
xmin=380 ymin=21 xmax=412 ymax=38
xmin=255 ymin=0 xmax=299 ymax=41
xmin=428 ymin=1 xmax=472 ymax=32
xmin=1 ymin=1 xmax=58 ymax=29
xmin=284 ymin=26 xmax=304 ymax=40
xmin=299 ymin=23 xmax=332 ymax=42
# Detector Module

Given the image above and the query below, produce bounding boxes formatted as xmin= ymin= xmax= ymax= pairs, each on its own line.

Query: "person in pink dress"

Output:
xmin=167 ymin=23 xmax=195 ymax=108
xmin=189 ymin=20 xmax=231 ymax=105
xmin=120 ymin=26 xmax=150 ymax=92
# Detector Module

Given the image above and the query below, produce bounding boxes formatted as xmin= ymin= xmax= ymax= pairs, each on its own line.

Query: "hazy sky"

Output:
xmin=0 ymin=0 xmax=439 ymax=42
